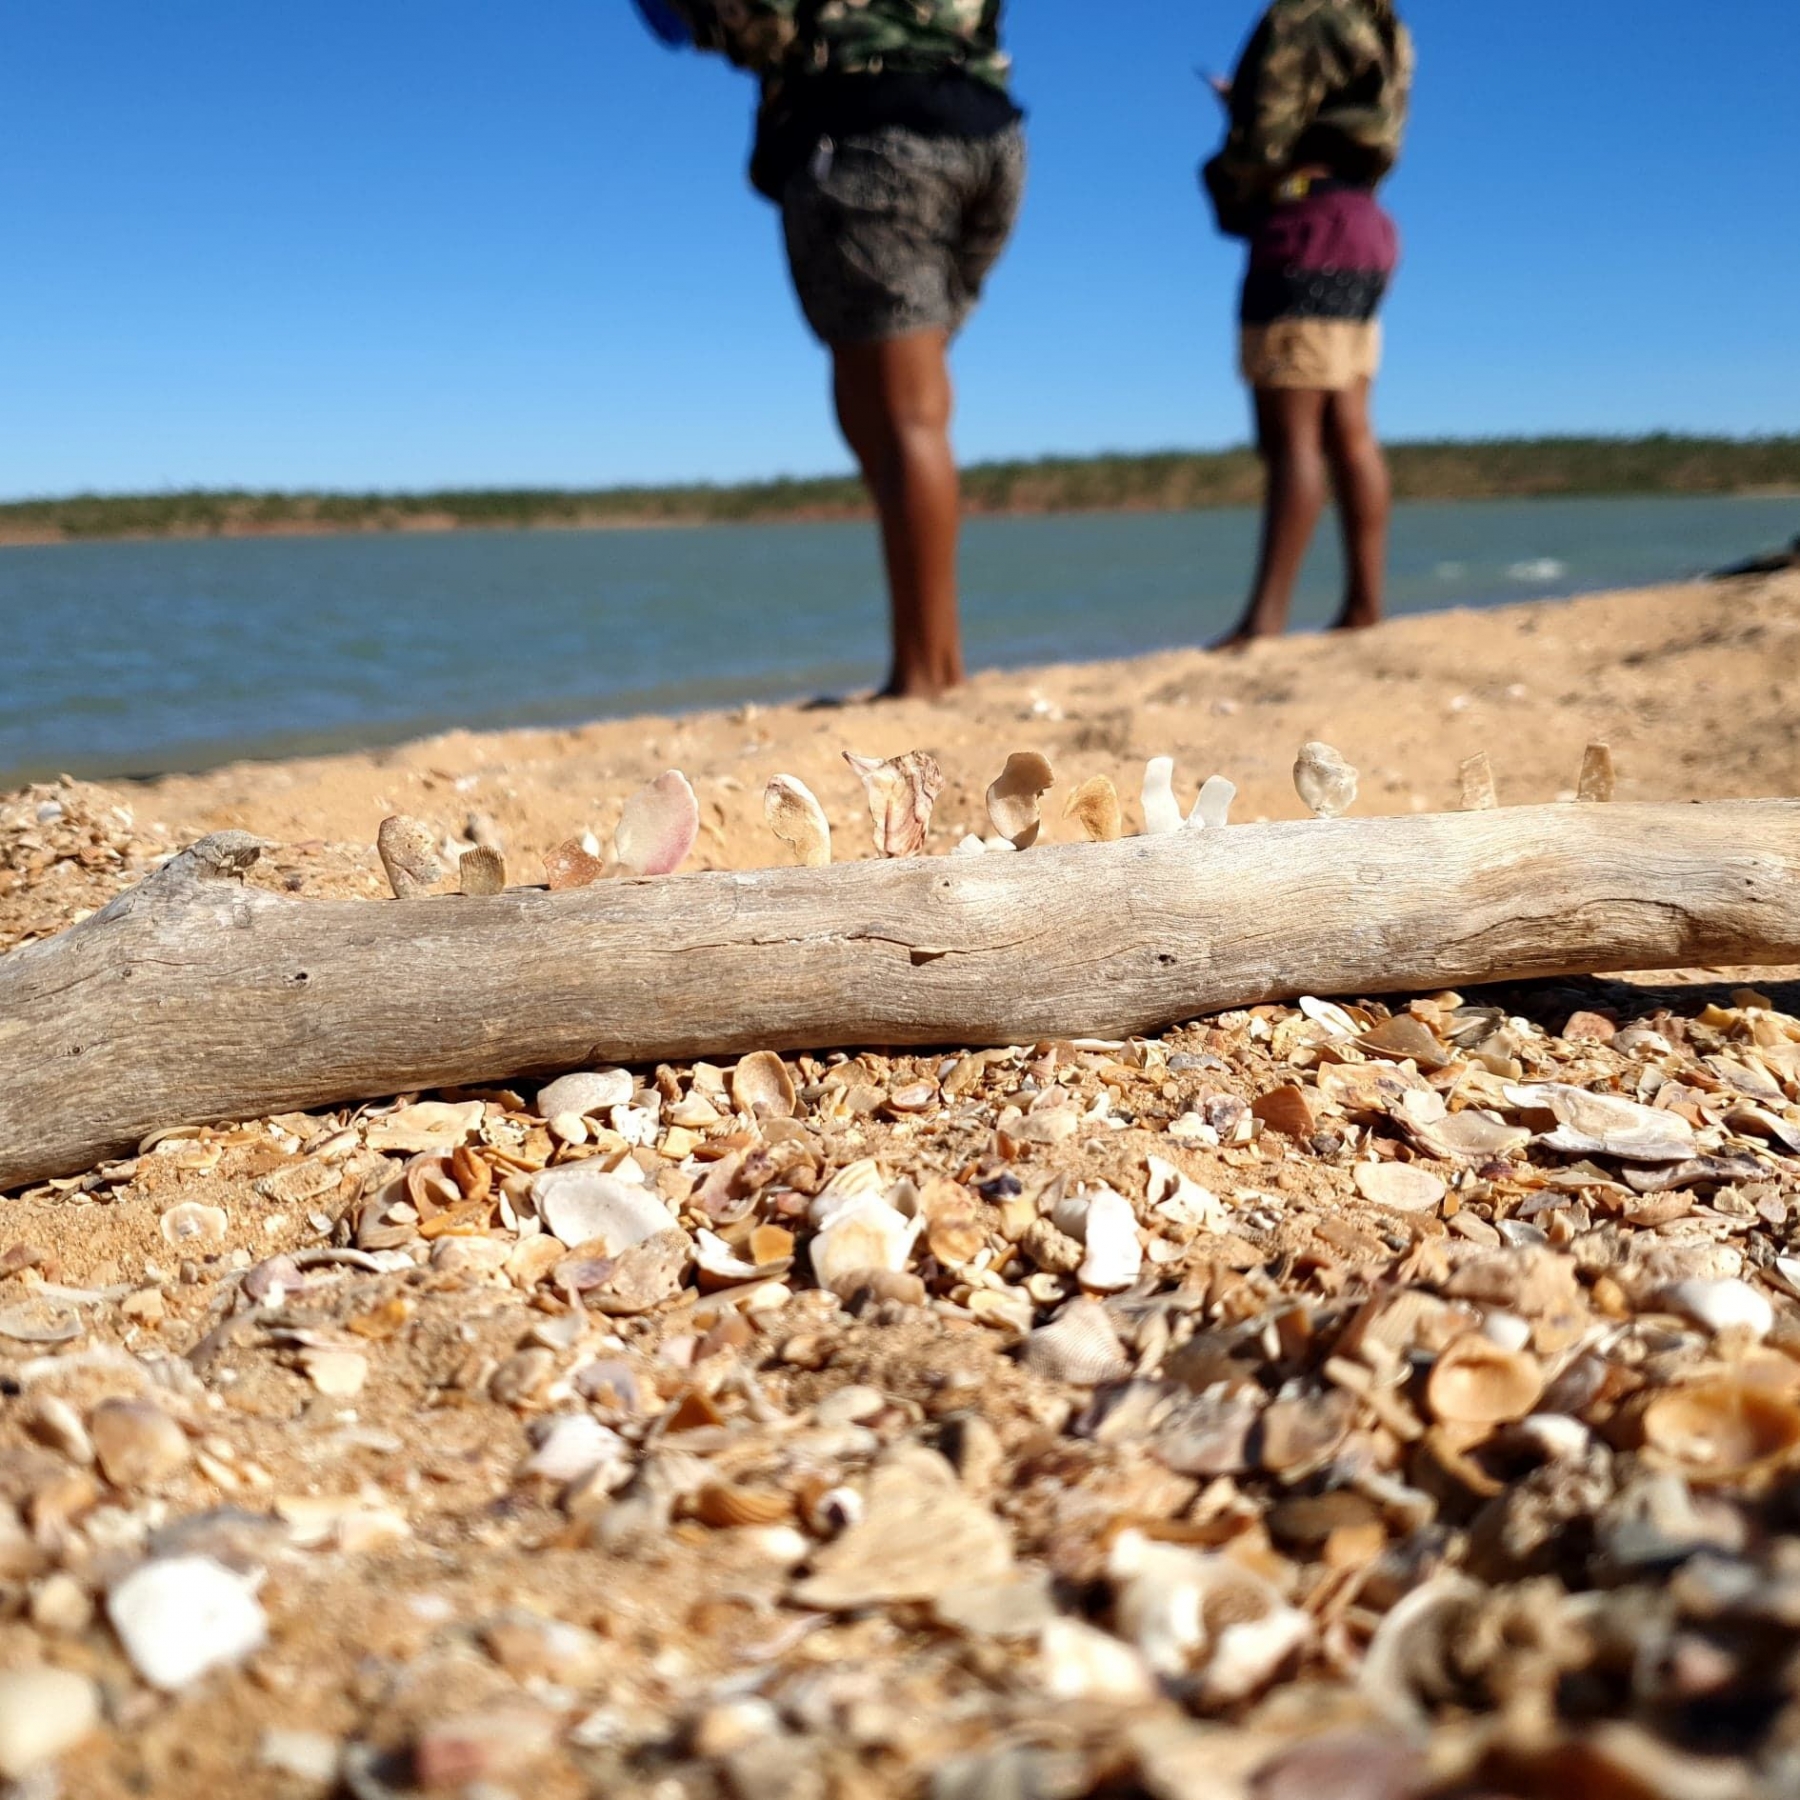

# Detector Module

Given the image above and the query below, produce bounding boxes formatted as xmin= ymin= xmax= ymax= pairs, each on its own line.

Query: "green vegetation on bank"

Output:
xmin=4 ymin=434 xmax=1796 ymax=543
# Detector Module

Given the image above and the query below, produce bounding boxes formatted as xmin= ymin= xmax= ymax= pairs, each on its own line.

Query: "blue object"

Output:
xmin=632 ymin=0 xmax=691 ymax=47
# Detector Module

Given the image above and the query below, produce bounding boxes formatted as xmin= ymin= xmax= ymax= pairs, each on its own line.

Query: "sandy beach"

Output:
xmin=2 ymin=569 xmax=1800 ymax=1797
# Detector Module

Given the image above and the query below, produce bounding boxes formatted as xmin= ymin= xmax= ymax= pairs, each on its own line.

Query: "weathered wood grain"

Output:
xmin=2 ymin=801 xmax=1797 ymax=1189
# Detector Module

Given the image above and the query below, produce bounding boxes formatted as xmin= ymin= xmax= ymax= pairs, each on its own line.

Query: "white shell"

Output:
xmin=531 ymin=1165 xmax=673 ymax=1252
xmin=1075 ymin=1186 xmax=1143 ymax=1293
xmin=809 ymin=1195 xmax=920 ymax=1297
xmin=1109 ymin=1533 xmax=1310 ymax=1701
xmin=537 ymin=1070 xmax=633 ymax=1118
xmin=1140 ymin=758 xmax=1183 ymax=836
xmin=764 ymin=775 xmax=831 ymax=867
xmin=1479 ymin=1310 xmax=1533 ymax=1353
xmin=1504 ymin=1082 xmax=1696 ymax=1163
xmin=0 ymin=1667 xmax=100 ymax=1780
xmin=1185 ymin=775 xmax=1236 ymax=830
xmin=1661 ymin=1278 xmax=1773 ymax=1340
xmin=107 ymin=1556 xmax=268 ymax=1691
xmin=1038 ymin=1618 xmax=1156 ymax=1704
xmin=953 ymin=834 xmax=987 ymax=856
xmin=1144 ymin=1155 xmax=1230 ymax=1232
xmin=159 ymin=1202 xmax=228 ymax=1248
xmin=521 ymin=1414 xmax=627 ymax=1485
xmin=1506 ymin=1413 xmax=1592 ymax=1461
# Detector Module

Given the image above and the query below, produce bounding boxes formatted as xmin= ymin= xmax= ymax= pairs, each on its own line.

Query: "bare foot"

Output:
xmin=1208 ymin=617 xmax=1283 ymax=653
xmin=1327 ymin=607 xmax=1382 ymax=633
xmin=877 ymin=667 xmax=963 ymax=701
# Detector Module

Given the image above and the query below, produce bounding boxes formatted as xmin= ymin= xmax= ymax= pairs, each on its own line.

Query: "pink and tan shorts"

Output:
xmin=1238 ymin=181 xmax=1398 ymax=391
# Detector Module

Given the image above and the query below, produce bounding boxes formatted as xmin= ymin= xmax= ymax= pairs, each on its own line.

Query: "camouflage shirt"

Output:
xmin=669 ymin=0 xmax=1008 ymax=90
xmin=1204 ymin=0 xmax=1413 ymax=236
xmin=669 ymin=0 xmax=1013 ymax=197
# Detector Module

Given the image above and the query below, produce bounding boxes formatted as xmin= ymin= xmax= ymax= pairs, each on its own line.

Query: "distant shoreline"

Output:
xmin=3 ymin=434 xmax=1796 ymax=548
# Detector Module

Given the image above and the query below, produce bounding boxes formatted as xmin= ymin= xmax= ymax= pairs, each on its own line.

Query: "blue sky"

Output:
xmin=3 ymin=1 xmax=1796 ymax=498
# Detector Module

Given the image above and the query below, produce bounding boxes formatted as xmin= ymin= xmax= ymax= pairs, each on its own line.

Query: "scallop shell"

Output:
xmin=1293 ymin=742 xmax=1358 ymax=818
xmin=614 ymin=770 xmax=698 ymax=876
xmin=693 ymin=1482 xmax=793 ymax=1528
xmin=730 ymin=1050 xmax=796 ymax=1120
xmin=1458 ymin=752 xmax=1498 ymax=811
xmin=1185 ymin=775 xmax=1236 ymax=830
xmin=1425 ymin=1333 xmax=1544 ymax=1426
xmin=844 ymin=751 xmax=944 ymax=857
xmin=1062 ymin=775 xmax=1122 ymax=842
xmin=458 ymin=846 xmax=506 ymax=895
xmin=985 ymin=751 xmax=1055 ymax=849
xmin=1140 ymin=757 xmax=1183 ymax=836
xmin=763 ymin=775 xmax=831 ymax=867
xmin=1577 ymin=741 xmax=1615 ymax=802
xmin=159 ymin=1202 xmax=228 ymax=1248
xmin=1075 ymin=1186 xmax=1143 ymax=1294
xmin=1022 ymin=1297 xmax=1130 ymax=1385
xmin=1641 ymin=1380 xmax=1800 ymax=1483
xmin=376 ymin=814 xmax=444 ymax=899
xmin=544 ymin=839 xmax=608 ymax=890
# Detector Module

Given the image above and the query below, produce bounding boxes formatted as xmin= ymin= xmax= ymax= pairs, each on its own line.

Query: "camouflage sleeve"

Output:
xmin=664 ymin=0 xmax=802 ymax=73
xmin=1202 ymin=3 xmax=1330 ymax=234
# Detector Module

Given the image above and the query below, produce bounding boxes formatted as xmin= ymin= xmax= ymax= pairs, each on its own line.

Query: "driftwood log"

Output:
xmin=2 ymin=799 xmax=1798 ymax=1190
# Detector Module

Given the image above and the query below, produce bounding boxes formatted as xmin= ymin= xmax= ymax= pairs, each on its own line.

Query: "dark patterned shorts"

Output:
xmin=780 ymin=124 xmax=1026 ymax=345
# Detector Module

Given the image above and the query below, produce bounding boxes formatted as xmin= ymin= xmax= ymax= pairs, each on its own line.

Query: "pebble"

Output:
xmin=1039 ymin=1618 xmax=1156 ymax=1704
xmin=107 ymin=1554 xmax=269 ymax=1691
xmin=413 ymin=1706 xmax=560 ymax=1790
xmin=811 ymin=1384 xmax=887 ymax=1428
xmin=0 ymin=1667 xmax=101 ymax=1779
xmin=29 ymin=1572 xmax=94 ymax=1636
xmin=26 ymin=1397 xmax=94 ymax=1466
xmin=90 ymin=1398 xmax=191 ymax=1488
xmin=692 ymin=1697 xmax=781 ymax=1759
xmin=259 ymin=1727 xmax=343 ymax=1787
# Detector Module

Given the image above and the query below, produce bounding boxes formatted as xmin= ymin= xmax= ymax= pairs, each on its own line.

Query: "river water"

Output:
xmin=0 ymin=493 xmax=1791 ymax=784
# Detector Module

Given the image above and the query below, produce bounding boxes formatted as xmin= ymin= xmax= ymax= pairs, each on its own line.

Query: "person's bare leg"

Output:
xmin=1323 ymin=377 xmax=1389 ymax=631
xmin=1214 ymin=386 xmax=1329 ymax=647
xmin=831 ymin=330 xmax=964 ymax=699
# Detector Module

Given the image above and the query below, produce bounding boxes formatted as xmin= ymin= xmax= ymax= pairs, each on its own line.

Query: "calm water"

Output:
xmin=0 ymin=494 xmax=1792 ymax=784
